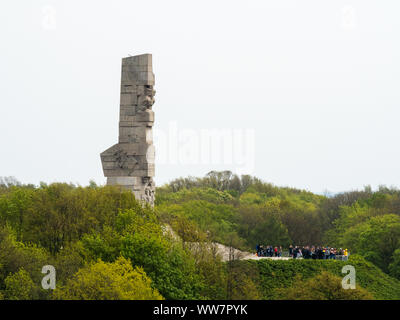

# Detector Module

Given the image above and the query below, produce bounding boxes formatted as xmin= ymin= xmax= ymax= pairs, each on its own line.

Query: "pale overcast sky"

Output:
xmin=0 ymin=1 xmax=399 ymax=193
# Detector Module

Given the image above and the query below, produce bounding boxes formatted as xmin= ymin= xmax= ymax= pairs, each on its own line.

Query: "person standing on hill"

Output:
xmin=311 ymin=246 xmax=317 ymax=259
xmin=325 ymin=247 xmax=329 ymax=259
xmin=330 ymin=248 xmax=336 ymax=260
xmin=318 ymin=247 xmax=324 ymax=259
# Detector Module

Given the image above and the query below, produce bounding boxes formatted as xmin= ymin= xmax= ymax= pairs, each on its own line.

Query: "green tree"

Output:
xmin=0 ymin=226 xmax=50 ymax=294
xmin=227 ymin=261 xmax=260 ymax=300
xmin=341 ymin=214 xmax=400 ymax=272
xmin=389 ymin=249 xmax=400 ymax=280
xmin=3 ymin=268 xmax=37 ymax=300
xmin=53 ymin=241 xmax=88 ymax=285
xmin=53 ymin=257 xmax=163 ymax=300
xmin=276 ymin=271 xmax=374 ymax=300
xmin=120 ymin=232 xmax=204 ymax=300
xmin=190 ymin=242 xmax=227 ymax=299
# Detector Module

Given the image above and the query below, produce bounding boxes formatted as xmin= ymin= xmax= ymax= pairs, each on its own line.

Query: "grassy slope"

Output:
xmin=244 ymin=255 xmax=400 ymax=300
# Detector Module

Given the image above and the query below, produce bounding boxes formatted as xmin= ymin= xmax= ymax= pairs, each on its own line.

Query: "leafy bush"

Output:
xmin=3 ymin=268 xmax=38 ymax=300
xmin=275 ymin=271 xmax=373 ymax=300
xmin=53 ymin=257 xmax=163 ymax=300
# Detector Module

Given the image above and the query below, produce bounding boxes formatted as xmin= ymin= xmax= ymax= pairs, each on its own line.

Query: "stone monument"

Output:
xmin=100 ymin=54 xmax=156 ymax=206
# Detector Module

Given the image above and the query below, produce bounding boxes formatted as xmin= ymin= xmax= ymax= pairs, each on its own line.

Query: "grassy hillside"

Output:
xmin=157 ymin=172 xmax=400 ymax=282
xmin=244 ymin=255 xmax=400 ymax=300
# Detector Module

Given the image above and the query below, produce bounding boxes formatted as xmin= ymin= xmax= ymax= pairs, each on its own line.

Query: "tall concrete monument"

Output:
xmin=100 ymin=54 xmax=156 ymax=206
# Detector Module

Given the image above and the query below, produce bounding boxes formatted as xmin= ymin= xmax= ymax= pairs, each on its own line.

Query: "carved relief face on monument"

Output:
xmin=137 ymin=85 xmax=155 ymax=112
xmin=145 ymin=85 xmax=156 ymax=101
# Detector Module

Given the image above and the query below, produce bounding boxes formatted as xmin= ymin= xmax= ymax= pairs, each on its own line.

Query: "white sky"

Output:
xmin=0 ymin=1 xmax=399 ymax=193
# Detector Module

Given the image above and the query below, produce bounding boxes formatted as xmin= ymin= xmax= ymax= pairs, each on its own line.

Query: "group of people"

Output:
xmin=289 ymin=245 xmax=349 ymax=260
xmin=255 ymin=244 xmax=350 ymax=260
xmin=256 ymin=245 xmax=283 ymax=257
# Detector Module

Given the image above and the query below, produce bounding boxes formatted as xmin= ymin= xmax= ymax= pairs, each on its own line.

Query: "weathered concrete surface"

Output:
xmin=101 ymin=54 xmax=156 ymax=206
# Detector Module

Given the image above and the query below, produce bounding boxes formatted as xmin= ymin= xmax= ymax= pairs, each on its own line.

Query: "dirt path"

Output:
xmin=213 ymin=243 xmax=290 ymax=261
xmin=162 ymin=224 xmax=290 ymax=262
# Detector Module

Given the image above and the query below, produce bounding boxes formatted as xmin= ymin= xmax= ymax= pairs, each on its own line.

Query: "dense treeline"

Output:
xmin=0 ymin=180 xmax=232 ymax=300
xmin=157 ymin=171 xmax=400 ymax=281
xmin=0 ymin=172 xmax=399 ymax=300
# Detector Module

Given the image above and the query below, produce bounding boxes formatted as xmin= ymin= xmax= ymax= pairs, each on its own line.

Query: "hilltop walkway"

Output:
xmin=213 ymin=243 xmax=291 ymax=261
